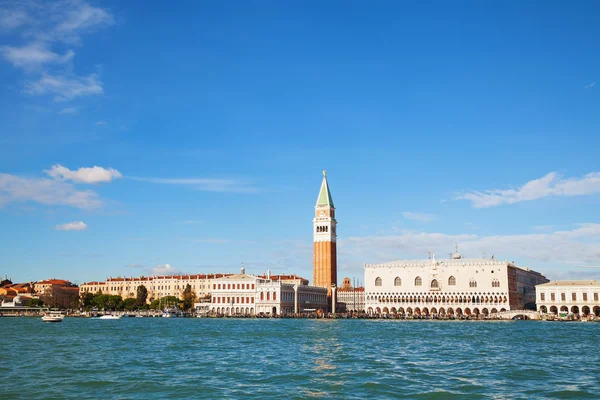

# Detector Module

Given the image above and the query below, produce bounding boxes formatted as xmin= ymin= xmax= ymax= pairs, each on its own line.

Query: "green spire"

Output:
xmin=316 ymin=170 xmax=334 ymax=208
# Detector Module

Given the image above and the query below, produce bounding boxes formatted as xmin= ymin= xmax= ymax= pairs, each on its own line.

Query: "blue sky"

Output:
xmin=1 ymin=0 xmax=599 ymax=284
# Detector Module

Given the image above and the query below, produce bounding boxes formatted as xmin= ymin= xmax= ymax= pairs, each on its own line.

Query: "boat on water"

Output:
xmin=161 ymin=305 xmax=183 ymax=318
xmin=97 ymin=314 xmax=121 ymax=320
xmin=42 ymin=312 xmax=65 ymax=322
xmin=162 ymin=309 xmax=179 ymax=318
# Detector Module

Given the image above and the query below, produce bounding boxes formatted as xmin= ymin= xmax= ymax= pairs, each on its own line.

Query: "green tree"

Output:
xmin=41 ymin=286 xmax=79 ymax=309
xmin=136 ymin=285 xmax=148 ymax=306
xmin=80 ymin=292 xmax=95 ymax=310
xmin=105 ymin=295 xmax=123 ymax=310
xmin=27 ymin=298 xmax=44 ymax=307
xmin=181 ymin=284 xmax=196 ymax=310
xmin=122 ymin=298 xmax=138 ymax=311
xmin=150 ymin=296 xmax=180 ymax=310
xmin=92 ymin=294 xmax=110 ymax=310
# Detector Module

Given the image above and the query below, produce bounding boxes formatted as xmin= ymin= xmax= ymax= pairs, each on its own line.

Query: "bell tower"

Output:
xmin=313 ymin=170 xmax=337 ymax=289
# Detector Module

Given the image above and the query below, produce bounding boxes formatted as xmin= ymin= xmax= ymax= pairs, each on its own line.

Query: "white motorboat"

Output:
xmin=98 ymin=314 xmax=121 ymax=320
xmin=42 ymin=313 xmax=65 ymax=322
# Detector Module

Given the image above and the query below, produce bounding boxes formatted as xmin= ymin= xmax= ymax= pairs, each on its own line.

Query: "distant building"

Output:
xmin=0 ymin=295 xmax=26 ymax=308
xmin=210 ymin=267 xmax=328 ymax=316
xmin=536 ymin=280 xmax=600 ymax=317
xmin=34 ymin=279 xmax=72 ymax=296
xmin=81 ymin=274 xmax=231 ymax=303
xmin=364 ymin=250 xmax=549 ymax=317
xmin=336 ymin=277 xmax=365 ymax=312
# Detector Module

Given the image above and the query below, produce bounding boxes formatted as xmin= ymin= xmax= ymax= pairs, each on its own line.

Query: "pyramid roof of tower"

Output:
xmin=316 ymin=172 xmax=334 ymax=208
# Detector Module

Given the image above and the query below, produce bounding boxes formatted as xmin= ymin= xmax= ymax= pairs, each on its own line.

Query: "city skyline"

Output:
xmin=1 ymin=1 xmax=600 ymax=284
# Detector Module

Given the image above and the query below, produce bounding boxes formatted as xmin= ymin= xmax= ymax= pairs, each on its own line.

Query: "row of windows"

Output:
xmin=260 ymin=292 xmax=277 ymax=301
xmin=316 ymin=226 xmax=329 ymax=233
xmin=376 ymin=276 xmax=499 ymax=288
xmin=541 ymin=292 xmax=599 ymax=302
xmin=367 ymin=295 xmax=508 ymax=304
xmin=214 ymin=297 xmax=255 ymax=304
xmin=213 ymin=283 xmax=255 ymax=290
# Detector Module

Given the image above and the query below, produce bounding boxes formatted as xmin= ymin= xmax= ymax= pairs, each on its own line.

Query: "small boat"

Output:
xmin=98 ymin=314 xmax=121 ymax=320
xmin=162 ymin=307 xmax=180 ymax=318
xmin=42 ymin=312 xmax=65 ymax=322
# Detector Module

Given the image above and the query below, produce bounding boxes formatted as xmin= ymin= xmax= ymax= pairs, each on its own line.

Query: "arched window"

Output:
xmin=492 ymin=279 xmax=500 ymax=288
xmin=469 ymin=279 xmax=477 ymax=288
xmin=260 ymin=292 xmax=264 ymax=300
xmin=431 ymin=279 xmax=438 ymax=288
xmin=375 ymin=277 xmax=382 ymax=286
xmin=415 ymin=276 xmax=422 ymax=286
xmin=273 ymin=292 xmax=276 ymax=301
xmin=448 ymin=276 xmax=456 ymax=286
xmin=394 ymin=277 xmax=401 ymax=286
xmin=267 ymin=292 xmax=270 ymax=300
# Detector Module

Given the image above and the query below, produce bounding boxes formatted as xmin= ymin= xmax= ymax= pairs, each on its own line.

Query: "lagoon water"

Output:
xmin=2 ymin=318 xmax=599 ymax=399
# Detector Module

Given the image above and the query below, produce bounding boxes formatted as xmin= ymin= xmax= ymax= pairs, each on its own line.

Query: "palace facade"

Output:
xmin=536 ymin=280 xmax=600 ymax=317
xmin=364 ymin=250 xmax=548 ymax=317
xmin=209 ymin=268 xmax=328 ymax=316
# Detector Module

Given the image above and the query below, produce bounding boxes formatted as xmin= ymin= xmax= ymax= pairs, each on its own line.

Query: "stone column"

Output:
xmin=294 ymin=283 xmax=298 ymax=314
xmin=331 ymin=285 xmax=337 ymax=314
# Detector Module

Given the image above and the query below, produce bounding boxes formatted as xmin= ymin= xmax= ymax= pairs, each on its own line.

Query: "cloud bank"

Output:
xmin=338 ymin=224 xmax=600 ymax=278
xmin=0 ymin=0 xmax=114 ymax=101
xmin=455 ymin=172 xmax=600 ymax=208
xmin=0 ymin=164 xmax=121 ymax=209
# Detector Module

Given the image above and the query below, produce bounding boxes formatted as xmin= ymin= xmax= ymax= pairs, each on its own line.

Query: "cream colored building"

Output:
xmin=34 ymin=279 xmax=72 ymax=295
xmin=536 ymin=280 xmax=600 ymax=317
xmin=364 ymin=250 xmax=548 ymax=317
xmin=81 ymin=274 xmax=230 ymax=303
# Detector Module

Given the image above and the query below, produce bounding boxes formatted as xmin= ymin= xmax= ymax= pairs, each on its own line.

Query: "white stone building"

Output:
xmin=536 ymin=280 xmax=600 ymax=317
xmin=210 ymin=268 xmax=328 ymax=316
xmin=364 ymin=251 xmax=548 ymax=317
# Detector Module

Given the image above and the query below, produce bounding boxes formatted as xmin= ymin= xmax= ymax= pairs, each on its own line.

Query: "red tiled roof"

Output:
xmin=36 ymin=279 xmax=70 ymax=285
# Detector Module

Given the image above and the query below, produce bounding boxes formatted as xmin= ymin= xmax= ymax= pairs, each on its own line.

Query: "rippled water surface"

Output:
xmin=2 ymin=318 xmax=599 ymax=399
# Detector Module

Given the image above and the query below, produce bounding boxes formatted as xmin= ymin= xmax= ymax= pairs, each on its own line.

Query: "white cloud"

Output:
xmin=337 ymin=224 xmax=600 ymax=279
xmin=0 ymin=173 xmax=102 ymax=209
xmin=55 ymin=2 xmax=114 ymax=38
xmin=584 ymin=81 xmax=596 ymax=89
xmin=3 ymin=1 xmax=114 ymax=44
xmin=95 ymin=120 xmax=107 ymax=125
xmin=0 ymin=43 xmax=74 ymax=69
xmin=0 ymin=1 xmax=114 ymax=101
xmin=58 ymin=106 xmax=78 ymax=115
xmin=455 ymin=172 xmax=600 ymax=208
xmin=56 ymin=221 xmax=87 ymax=231
xmin=402 ymin=212 xmax=436 ymax=222
xmin=0 ymin=9 xmax=28 ymax=30
xmin=131 ymin=177 xmax=257 ymax=193
xmin=25 ymin=73 xmax=103 ymax=101
xmin=151 ymin=264 xmax=181 ymax=276
xmin=45 ymin=164 xmax=122 ymax=184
